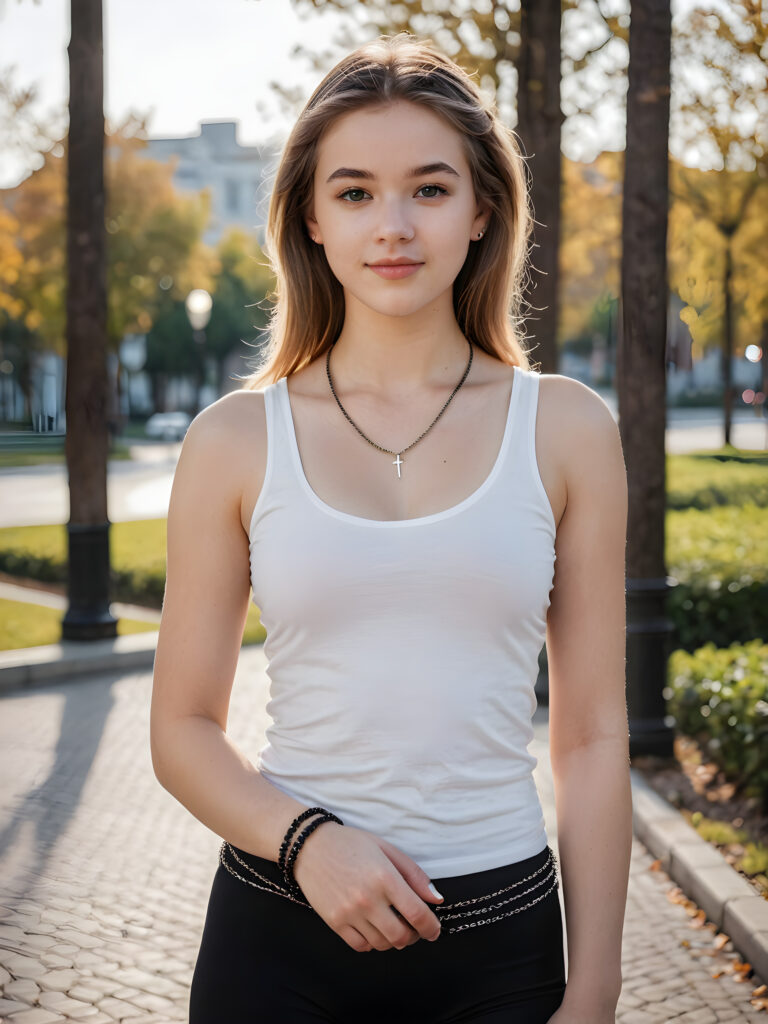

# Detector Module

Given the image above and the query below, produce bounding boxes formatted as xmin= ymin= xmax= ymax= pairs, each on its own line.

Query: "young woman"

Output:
xmin=150 ymin=32 xmax=632 ymax=1024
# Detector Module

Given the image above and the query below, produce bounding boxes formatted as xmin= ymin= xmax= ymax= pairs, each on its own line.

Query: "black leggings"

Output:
xmin=189 ymin=841 xmax=566 ymax=1023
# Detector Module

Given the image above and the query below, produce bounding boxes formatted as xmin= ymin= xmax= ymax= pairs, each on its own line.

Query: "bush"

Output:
xmin=666 ymin=640 xmax=768 ymax=811
xmin=666 ymin=503 xmax=768 ymax=650
xmin=0 ymin=520 xmax=167 ymax=603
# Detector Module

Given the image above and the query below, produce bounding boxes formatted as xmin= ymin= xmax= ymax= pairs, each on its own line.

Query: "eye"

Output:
xmin=337 ymin=184 xmax=449 ymax=203
xmin=416 ymin=184 xmax=448 ymax=198
xmin=338 ymin=188 xmax=370 ymax=203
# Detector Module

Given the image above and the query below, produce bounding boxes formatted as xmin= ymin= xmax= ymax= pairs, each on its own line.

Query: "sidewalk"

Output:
xmin=1 ymin=642 xmax=767 ymax=1021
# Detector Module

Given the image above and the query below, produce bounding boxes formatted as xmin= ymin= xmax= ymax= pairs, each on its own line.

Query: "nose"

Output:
xmin=375 ymin=197 xmax=415 ymax=244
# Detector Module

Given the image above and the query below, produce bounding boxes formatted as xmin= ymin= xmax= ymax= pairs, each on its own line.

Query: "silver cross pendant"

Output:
xmin=393 ymin=453 xmax=404 ymax=479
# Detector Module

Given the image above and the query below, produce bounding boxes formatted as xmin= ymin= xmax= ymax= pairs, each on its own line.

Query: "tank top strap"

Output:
xmin=269 ymin=375 xmax=305 ymax=489
xmin=517 ymin=365 xmax=540 ymax=451
xmin=507 ymin=367 xmax=556 ymax=537
xmin=261 ymin=377 xmax=281 ymax=436
xmin=248 ymin=377 xmax=296 ymax=534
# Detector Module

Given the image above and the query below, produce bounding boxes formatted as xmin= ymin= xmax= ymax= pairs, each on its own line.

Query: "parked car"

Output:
xmin=144 ymin=411 xmax=191 ymax=442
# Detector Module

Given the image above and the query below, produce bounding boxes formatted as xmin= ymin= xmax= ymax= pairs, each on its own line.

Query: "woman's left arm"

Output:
xmin=544 ymin=380 xmax=632 ymax=1022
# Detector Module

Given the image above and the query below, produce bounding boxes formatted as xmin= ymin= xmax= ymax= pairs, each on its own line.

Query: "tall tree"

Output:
xmin=618 ymin=0 xmax=674 ymax=757
xmin=516 ymin=0 xmax=563 ymax=372
xmin=559 ymin=150 xmax=622 ymax=345
xmin=671 ymin=0 xmax=767 ymax=442
xmin=0 ymin=117 xmax=215 ymax=382
xmin=62 ymin=0 xmax=116 ymax=639
xmin=670 ymin=165 xmax=765 ymax=433
xmin=0 ymin=66 xmax=63 ymax=187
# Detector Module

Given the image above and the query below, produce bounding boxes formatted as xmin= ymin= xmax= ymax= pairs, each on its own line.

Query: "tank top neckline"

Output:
xmin=274 ymin=365 xmax=523 ymax=529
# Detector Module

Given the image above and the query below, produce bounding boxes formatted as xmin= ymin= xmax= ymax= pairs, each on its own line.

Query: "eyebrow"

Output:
xmin=325 ymin=161 xmax=460 ymax=184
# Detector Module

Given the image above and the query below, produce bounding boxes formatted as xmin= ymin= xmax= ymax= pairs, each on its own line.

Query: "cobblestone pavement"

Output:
xmin=1 ymin=646 xmax=766 ymax=1022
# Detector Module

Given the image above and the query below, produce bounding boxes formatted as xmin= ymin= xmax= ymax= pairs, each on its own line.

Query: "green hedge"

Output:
xmin=665 ymin=503 xmax=767 ymax=650
xmin=666 ymin=639 xmax=768 ymax=810
xmin=0 ymin=519 xmax=167 ymax=605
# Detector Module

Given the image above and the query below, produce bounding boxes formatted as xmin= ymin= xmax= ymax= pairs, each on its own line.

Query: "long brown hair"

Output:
xmin=241 ymin=32 xmax=535 ymax=390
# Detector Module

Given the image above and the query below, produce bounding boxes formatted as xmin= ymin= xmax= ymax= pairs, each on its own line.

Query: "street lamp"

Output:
xmin=185 ymin=288 xmax=212 ymax=415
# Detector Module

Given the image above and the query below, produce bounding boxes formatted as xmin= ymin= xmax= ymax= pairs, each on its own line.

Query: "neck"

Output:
xmin=329 ymin=293 xmax=470 ymax=396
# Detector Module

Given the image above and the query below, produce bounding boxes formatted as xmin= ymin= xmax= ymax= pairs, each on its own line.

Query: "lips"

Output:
xmin=366 ymin=259 xmax=424 ymax=280
xmin=368 ymin=259 xmax=422 ymax=266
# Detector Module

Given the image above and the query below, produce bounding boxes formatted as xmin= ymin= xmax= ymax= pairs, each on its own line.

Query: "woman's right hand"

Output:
xmin=291 ymin=822 xmax=444 ymax=952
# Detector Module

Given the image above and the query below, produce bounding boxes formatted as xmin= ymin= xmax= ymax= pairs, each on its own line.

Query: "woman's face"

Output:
xmin=305 ymin=99 xmax=488 ymax=320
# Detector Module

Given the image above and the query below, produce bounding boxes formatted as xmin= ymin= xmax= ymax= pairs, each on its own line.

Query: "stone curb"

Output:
xmin=0 ymin=631 xmax=159 ymax=693
xmin=631 ymin=768 xmax=768 ymax=983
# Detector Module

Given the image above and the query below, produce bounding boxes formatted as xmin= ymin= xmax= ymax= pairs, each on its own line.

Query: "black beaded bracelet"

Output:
xmin=278 ymin=807 xmax=329 ymax=878
xmin=283 ymin=812 xmax=343 ymax=895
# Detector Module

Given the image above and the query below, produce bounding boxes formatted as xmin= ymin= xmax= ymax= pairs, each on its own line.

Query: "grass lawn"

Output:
xmin=0 ymin=596 xmax=266 ymax=651
xmin=0 ymin=444 xmax=132 ymax=469
xmin=666 ymin=448 xmax=768 ymax=510
xmin=0 ymin=597 xmax=158 ymax=651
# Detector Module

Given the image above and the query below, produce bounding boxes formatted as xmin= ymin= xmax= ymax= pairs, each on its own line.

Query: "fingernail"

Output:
xmin=428 ymin=882 xmax=444 ymax=900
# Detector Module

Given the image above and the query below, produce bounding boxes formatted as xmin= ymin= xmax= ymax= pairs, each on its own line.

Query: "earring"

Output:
xmin=477 ymin=228 xmax=485 ymax=239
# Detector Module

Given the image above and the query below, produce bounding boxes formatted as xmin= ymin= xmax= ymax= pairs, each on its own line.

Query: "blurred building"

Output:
xmin=145 ymin=120 xmax=274 ymax=246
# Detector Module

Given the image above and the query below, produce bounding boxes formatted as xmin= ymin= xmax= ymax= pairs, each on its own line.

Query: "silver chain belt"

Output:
xmin=218 ymin=841 xmax=560 ymax=936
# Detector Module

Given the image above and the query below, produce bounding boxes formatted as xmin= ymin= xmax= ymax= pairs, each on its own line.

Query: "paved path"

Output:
xmin=1 ymin=648 xmax=766 ymax=1022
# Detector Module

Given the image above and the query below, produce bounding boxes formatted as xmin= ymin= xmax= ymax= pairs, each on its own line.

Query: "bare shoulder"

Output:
xmin=538 ymin=373 xmax=623 ymax=465
xmin=538 ymin=372 xmax=617 ymax=426
xmin=180 ymin=388 xmax=268 ymax=535
xmin=534 ymin=372 xmax=625 ymax=527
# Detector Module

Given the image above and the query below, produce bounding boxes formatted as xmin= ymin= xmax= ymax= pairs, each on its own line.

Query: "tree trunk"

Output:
xmin=63 ymin=0 xmax=117 ymax=639
xmin=618 ymin=0 xmax=674 ymax=756
xmin=722 ymin=234 xmax=734 ymax=446
xmin=762 ymin=319 xmax=768 ymax=415
xmin=517 ymin=0 xmax=563 ymax=374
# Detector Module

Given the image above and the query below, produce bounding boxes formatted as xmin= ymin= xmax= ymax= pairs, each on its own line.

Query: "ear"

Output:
xmin=305 ymin=209 xmax=322 ymax=245
xmin=471 ymin=203 xmax=490 ymax=242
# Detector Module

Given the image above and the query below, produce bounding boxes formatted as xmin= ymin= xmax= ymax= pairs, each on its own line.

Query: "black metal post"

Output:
xmin=62 ymin=521 xmax=117 ymax=639
xmin=626 ymin=576 xmax=675 ymax=756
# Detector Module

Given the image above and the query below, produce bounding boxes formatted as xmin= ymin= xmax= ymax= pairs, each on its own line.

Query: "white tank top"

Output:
xmin=249 ymin=365 xmax=557 ymax=877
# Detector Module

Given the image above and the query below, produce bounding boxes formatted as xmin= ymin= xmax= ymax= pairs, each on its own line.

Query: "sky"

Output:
xmin=0 ymin=0 xmax=346 ymax=187
xmin=0 ymin=0 xmax=723 ymax=189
